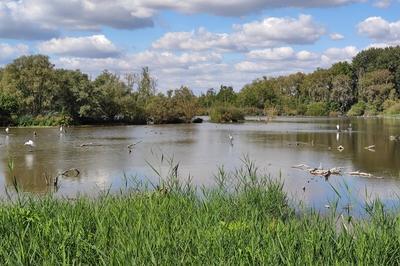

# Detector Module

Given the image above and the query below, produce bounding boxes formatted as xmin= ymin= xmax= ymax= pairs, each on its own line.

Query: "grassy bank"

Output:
xmin=2 ymin=159 xmax=400 ymax=264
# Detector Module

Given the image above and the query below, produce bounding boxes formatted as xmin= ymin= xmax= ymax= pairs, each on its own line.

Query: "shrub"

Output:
xmin=13 ymin=114 xmax=72 ymax=126
xmin=364 ymin=104 xmax=378 ymax=116
xmin=305 ymin=102 xmax=328 ymax=116
xmin=264 ymin=107 xmax=279 ymax=117
xmin=210 ymin=105 xmax=244 ymax=123
xmin=384 ymin=102 xmax=400 ymax=115
xmin=347 ymin=101 xmax=366 ymax=116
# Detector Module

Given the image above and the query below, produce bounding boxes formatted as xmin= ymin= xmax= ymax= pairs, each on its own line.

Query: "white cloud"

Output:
xmin=0 ymin=43 xmax=29 ymax=63
xmin=152 ymin=28 xmax=242 ymax=52
xmin=247 ymin=47 xmax=295 ymax=60
xmin=373 ymin=0 xmax=392 ymax=8
xmin=320 ymin=46 xmax=358 ymax=65
xmin=38 ymin=35 xmax=120 ymax=58
xmin=330 ymin=33 xmax=344 ymax=40
xmin=357 ymin=17 xmax=400 ymax=41
xmin=0 ymin=1 xmax=58 ymax=40
xmin=0 ymin=0 xmax=355 ymax=40
xmin=236 ymin=46 xmax=357 ymax=74
xmin=153 ymin=15 xmax=325 ymax=52
xmin=145 ymin=0 xmax=363 ymax=16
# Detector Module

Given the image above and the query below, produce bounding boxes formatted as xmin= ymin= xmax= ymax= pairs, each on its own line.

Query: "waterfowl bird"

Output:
xmin=336 ymin=124 xmax=340 ymax=132
xmin=228 ymin=134 xmax=234 ymax=145
xmin=390 ymin=135 xmax=400 ymax=141
xmin=348 ymin=123 xmax=352 ymax=132
xmin=24 ymin=140 xmax=35 ymax=147
xmin=33 ymin=131 xmax=37 ymax=137
xmin=5 ymin=127 xmax=9 ymax=134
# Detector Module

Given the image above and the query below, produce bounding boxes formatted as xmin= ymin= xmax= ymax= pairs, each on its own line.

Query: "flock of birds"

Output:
xmin=4 ymin=125 xmax=65 ymax=151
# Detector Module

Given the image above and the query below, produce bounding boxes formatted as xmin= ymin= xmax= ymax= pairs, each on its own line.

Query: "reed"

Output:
xmin=0 ymin=158 xmax=399 ymax=264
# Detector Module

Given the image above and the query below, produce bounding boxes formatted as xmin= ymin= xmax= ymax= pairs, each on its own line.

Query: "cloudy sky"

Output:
xmin=0 ymin=0 xmax=399 ymax=93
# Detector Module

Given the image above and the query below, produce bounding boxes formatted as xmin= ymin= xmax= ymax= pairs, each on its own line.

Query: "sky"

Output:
xmin=0 ymin=0 xmax=399 ymax=93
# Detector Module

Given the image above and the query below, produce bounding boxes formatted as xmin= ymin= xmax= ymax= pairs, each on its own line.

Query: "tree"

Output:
xmin=358 ymin=69 xmax=397 ymax=111
xmin=331 ymin=74 xmax=354 ymax=113
xmin=173 ymin=86 xmax=198 ymax=122
xmin=136 ymin=67 xmax=156 ymax=104
xmin=1 ymin=55 xmax=55 ymax=115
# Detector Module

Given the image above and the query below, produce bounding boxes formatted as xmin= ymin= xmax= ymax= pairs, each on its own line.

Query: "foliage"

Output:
xmin=384 ymin=101 xmax=400 ymax=115
xmin=1 ymin=166 xmax=400 ymax=264
xmin=2 ymin=46 xmax=400 ymax=126
xmin=305 ymin=102 xmax=328 ymax=116
xmin=347 ymin=101 xmax=366 ymax=116
xmin=210 ymin=105 xmax=244 ymax=123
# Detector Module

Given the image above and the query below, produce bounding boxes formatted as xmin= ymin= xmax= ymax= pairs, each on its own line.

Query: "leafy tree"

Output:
xmin=331 ymin=74 xmax=354 ymax=113
xmin=358 ymin=69 xmax=397 ymax=111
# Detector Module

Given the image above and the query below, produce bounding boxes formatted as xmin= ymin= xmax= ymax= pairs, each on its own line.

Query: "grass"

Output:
xmin=1 ymin=157 xmax=400 ymax=264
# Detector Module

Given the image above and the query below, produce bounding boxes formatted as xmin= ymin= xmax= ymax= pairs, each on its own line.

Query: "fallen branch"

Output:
xmin=346 ymin=171 xmax=373 ymax=178
xmin=61 ymin=168 xmax=80 ymax=177
xmin=80 ymin=142 xmax=103 ymax=147
xmin=127 ymin=140 xmax=143 ymax=149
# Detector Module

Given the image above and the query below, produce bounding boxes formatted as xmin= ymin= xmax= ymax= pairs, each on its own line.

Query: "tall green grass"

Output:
xmin=1 ymin=157 xmax=400 ymax=264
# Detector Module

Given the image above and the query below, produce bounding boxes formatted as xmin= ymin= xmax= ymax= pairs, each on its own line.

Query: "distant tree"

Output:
xmin=358 ymin=69 xmax=397 ymax=111
xmin=331 ymin=74 xmax=354 ymax=113
xmin=173 ymin=86 xmax=198 ymax=122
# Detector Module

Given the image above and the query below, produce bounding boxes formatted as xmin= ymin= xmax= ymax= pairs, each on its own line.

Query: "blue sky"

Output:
xmin=0 ymin=0 xmax=399 ymax=93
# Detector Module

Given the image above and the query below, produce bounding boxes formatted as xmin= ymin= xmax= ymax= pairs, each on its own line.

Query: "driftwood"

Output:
xmin=61 ymin=168 xmax=80 ymax=177
xmin=390 ymin=135 xmax=400 ymax=141
xmin=346 ymin=171 xmax=383 ymax=179
xmin=127 ymin=140 xmax=142 ymax=149
xmin=337 ymin=145 xmax=344 ymax=151
xmin=80 ymin=142 xmax=103 ymax=147
xmin=292 ymin=164 xmax=343 ymax=177
xmin=364 ymin=145 xmax=375 ymax=152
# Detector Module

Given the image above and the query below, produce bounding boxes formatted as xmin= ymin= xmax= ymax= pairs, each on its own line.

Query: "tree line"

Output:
xmin=1 ymin=46 xmax=400 ymax=126
xmin=198 ymin=46 xmax=400 ymax=117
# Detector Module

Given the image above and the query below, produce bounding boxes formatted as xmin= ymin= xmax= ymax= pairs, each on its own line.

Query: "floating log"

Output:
xmin=80 ymin=142 xmax=103 ymax=147
xmin=127 ymin=140 xmax=142 ymax=149
xmin=389 ymin=135 xmax=400 ymax=141
xmin=346 ymin=171 xmax=373 ymax=177
xmin=61 ymin=168 xmax=80 ymax=177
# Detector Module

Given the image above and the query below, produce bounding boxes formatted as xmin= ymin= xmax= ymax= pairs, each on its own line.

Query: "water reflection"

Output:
xmin=0 ymin=117 xmax=399 ymax=212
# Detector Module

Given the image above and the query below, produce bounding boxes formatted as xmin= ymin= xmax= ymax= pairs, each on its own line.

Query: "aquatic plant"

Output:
xmin=0 ymin=159 xmax=399 ymax=264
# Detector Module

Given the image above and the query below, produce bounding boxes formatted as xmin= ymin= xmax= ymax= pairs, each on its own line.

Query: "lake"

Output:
xmin=1 ymin=117 xmax=400 ymax=214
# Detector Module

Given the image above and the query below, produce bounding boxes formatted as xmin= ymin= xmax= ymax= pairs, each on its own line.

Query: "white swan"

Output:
xmin=24 ymin=140 xmax=35 ymax=147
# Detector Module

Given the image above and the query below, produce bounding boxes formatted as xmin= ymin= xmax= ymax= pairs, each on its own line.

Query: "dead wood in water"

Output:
xmin=80 ymin=143 xmax=103 ymax=147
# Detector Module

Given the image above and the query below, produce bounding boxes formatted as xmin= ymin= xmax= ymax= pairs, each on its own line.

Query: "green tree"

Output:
xmin=331 ymin=74 xmax=354 ymax=113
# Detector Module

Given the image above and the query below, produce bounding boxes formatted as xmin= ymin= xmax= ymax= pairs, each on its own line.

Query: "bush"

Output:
xmin=13 ymin=114 xmax=72 ymax=126
xmin=210 ymin=105 xmax=244 ymax=123
xmin=305 ymin=102 xmax=328 ymax=116
xmin=347 ymin=101 xmax=366 ymax=116
xmin=264 ymin=107 xmax=279 ymax=117
xmin=364 ymin=104 xmax=378 ymax=116
xmin=384 ymin=102 xmax=400 ymax=115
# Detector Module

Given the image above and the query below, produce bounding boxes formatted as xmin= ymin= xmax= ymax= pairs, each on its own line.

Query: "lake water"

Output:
xmin=1 ymin=117 xmax=400 ymax=214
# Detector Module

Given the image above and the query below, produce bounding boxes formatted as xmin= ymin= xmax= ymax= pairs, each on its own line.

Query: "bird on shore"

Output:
xmin=336 ymin=124 xmax=340 ymax=132
xmin=5 ymin=127 xmax=9 ymax=134
xmin=348 ymin=123 xmax=352 ymax=132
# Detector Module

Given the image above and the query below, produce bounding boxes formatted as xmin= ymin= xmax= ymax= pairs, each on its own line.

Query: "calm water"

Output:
xmin=1 ymin=117 xmax=400 ymax=213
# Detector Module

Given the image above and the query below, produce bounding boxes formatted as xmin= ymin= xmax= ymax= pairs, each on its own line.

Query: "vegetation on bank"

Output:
xmin=209 ymin=105 xmax=245 ymax=123
xmin=1 ymin=159 xmax=400 ymax=264
xmin=1 ymin=46 xmax=400 ymax=126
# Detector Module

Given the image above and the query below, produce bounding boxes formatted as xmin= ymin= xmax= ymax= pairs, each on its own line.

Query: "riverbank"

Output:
xmin=1 ymin=171 xmax=400 ymax=264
